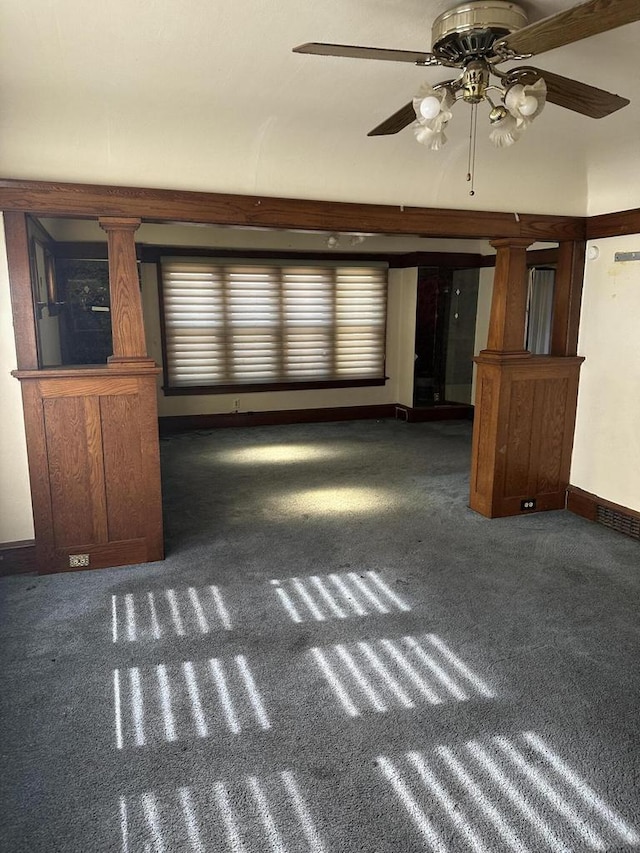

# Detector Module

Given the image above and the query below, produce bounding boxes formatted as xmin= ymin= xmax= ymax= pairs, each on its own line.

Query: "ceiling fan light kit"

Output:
xmin=293 ymin=0 xmax=639 ymax=191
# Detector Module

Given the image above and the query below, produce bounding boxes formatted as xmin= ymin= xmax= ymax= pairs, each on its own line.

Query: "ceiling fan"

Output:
xmin=293 ymin=0 xmax=639 ymax=156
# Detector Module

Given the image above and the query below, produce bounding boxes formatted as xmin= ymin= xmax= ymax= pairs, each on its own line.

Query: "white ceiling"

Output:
xmin=1 ymin=0 xmax=639 ymax=216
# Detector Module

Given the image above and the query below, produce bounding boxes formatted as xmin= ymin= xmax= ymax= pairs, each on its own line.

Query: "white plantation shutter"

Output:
xmin=336 ymin=268 xmax=387 ymax=377
xmin=162 ymin=262 xmax=227 ymax=386
xmin=161 ymin=259 xmax=387 ymax=389
xmin=283 ymin=268 xmax=333 ymax=379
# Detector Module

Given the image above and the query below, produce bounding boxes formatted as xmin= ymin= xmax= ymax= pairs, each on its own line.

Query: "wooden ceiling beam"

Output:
xmin=0 ymin=178 xmax=585 ymax=242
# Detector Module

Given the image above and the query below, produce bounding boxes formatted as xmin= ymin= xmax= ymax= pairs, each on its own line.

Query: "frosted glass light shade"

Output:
xmin=419 ymin=95 xmax=441 ymax=120
xmin=414 ymin=123 xmax=447 ymax=150
xmin=505 ymin=78 xmax=547 ymax=123
xmin=489 ymin=113 xmax=522 ymax=148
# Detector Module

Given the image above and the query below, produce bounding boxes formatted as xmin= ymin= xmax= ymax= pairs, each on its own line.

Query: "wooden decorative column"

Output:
xmin=470 ymin=238 xmax=584 ymax=518
xmin=11 ymin=214 xmax=164 ymax=572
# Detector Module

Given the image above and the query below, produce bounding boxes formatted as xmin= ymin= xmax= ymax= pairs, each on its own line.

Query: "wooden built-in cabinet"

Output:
xmin=470 ymin=355 xmax=583 ymax=517
xmin=469 ymin=238 xmax=585 ymax=518
xmin=15 ymin=366 xmax=163 ymax=572
xmin=7 ymin=210 xmax=164 ymax=573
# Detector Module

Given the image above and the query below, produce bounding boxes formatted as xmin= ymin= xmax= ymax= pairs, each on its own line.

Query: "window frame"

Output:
xmin=157 ymin=256 xmax=389 ymax=396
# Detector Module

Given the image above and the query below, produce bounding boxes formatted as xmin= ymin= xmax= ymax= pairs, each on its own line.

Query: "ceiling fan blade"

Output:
xmin=293 ymin=42 xmax=439 ymax=65
xmin=517 ymin=67 xmax=630 ymax=118
xmin=498 ymin=0 xmax=640 ymax=57
xmin=368 ymin=102 xmax=416 ymax=136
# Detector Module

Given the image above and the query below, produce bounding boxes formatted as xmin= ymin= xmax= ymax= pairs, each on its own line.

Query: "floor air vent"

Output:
xmin=596 ymin=505 xmax=640 ymax=540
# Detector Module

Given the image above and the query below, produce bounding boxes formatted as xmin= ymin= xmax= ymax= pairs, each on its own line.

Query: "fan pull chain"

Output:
xmin=466 ymin=102 xmax=478 ymax=196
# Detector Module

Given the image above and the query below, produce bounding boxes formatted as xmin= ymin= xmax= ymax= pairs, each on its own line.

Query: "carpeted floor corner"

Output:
xmin=1 ymin=419 xmax=639 ymax=852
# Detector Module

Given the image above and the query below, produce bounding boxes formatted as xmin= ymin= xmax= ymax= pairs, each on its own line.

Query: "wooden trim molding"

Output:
xmin=3 ymin=212 xmax=39 ymax=369
xmin=395 ymin=404 xmax=474 ymax=423
xmin=478 ymin=247 xmax=560 ymax=268
xmin=0 ymin=540 xmax=36 ymax=576
xmin=158 ymin=403 xmax=474 ymax=434
xmin=160 ymin=405 xmax=397 ymax=434
xmin=163 ymin=378 xmax=387 ymax=396
xmin=0 ymin=178 xmax=585 ymax=241
xmin=483 ymin=238 xmax=534 ymax=356
xmin=551 ymin=240 xmax=586 ymax=357
xmin=586 ymin=208 xmax=640 ymax=240
xmin=567 ymin=486 xmax=640 ymax=540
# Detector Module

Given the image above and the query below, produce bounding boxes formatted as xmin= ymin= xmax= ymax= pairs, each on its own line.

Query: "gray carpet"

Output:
xmin=1 ymin=418 xmax=639 ymax=852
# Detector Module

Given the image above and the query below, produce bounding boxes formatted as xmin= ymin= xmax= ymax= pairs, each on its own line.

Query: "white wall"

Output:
xmin=587 ymin=139 xmax=640 ymax=217
xmin=0 ymin=216 xmax=35 ymax=542
xmin=571 ymin=235 xmax=640 ymax=512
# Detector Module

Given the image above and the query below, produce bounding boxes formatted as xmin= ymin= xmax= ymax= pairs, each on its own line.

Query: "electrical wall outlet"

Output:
xmin=69 ymin=553 xmax=90 ymax=567
xmin=520 ymin=499 xmax=536 ymax=511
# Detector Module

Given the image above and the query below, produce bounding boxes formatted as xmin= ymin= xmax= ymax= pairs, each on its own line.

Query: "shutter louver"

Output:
xmin=161 ymin=259 xmax=387 ymax=389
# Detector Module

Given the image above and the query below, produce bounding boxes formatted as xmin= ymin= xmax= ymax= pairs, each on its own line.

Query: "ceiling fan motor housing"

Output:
xmin=432 ymin=1 xmax=528 ymax=63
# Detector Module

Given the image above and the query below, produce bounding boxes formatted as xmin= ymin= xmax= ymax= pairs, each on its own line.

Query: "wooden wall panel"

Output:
xmin=84 ymin=396 xmax=109 ymax=544
xmin=504 ymin=380 xmax=535 ymax=498
xmin=43 ymin=396 xmax=95 ymax=548
xmin=101 ymin=394 xmax=144 ymax=542
xmin=470 ymin=357 xmax=583 ymax=518
xmin=469 ymin=372 xmax=497 ymax=517
xmin=536 ymin=378 xmax=568 ymax=494
xmin=19 ymin=380 xmax=55 ymax=566
xmin=14 ymin=367 xmax=163 ymax=572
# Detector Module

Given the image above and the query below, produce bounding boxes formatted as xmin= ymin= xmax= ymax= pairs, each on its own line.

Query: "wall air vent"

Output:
xmin=596 ymin=505 xmax=640 ymax=541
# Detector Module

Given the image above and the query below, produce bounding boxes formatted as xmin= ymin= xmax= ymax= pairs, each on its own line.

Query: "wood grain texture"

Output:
xmin=19 ymin=381 xmax=56 ymax=568
xmin=586 ymin=208 xmax=640 ymax=239
xmin=13 ymin=365 xmax=160 ymax=381
xmin=567 ymin=486 xmax=640 ymax=527
xmin=551 ymin=241 xmax=585 ymax=357
xmin=0 ymin=178 xmax=585 ymax=240
xmin=99 ymin=217 xmax=147 ymax=359
xmin=500 ymin=0 xmax=640 ymax=57
xmin=101 ymin=395 xmax=144 ymax=542
xmin=515 ymin=67 xmax=630 ymax=118
xmin=293 ymin=43 xmax=435 ymax=64
xmin=138 ymin=377 xmax=164 ymax=561
xmin=485 ymin=238 xmax=533 ymax=354
xmin=470 ymin=371 xmax=498 ymax=516
xmin=43 ymin=396 xmax=95 ymax=548
xmin=38 ymin=377 xmax=140 ymax=398
xmin=470 ymin=356 xmax=584 ymax=518
xmin=15 ymin=367 xmax=164 ymax=573
xmin=84 ymin=396 xmax=108 ymax=544
xmin=43 ymin=539 xmax=149 ymax=574
xmin=479 ymin=247 xmax=560 ymax=268
xmin=368 ymin=102 xmax=416 ymax=137
xmin=4 ymin=212 xmax=39 ymax=369
xmin=504 ymin=380 xmax=535 ymax=498
xmin=536 ymin=377 xmax=569 ymax=494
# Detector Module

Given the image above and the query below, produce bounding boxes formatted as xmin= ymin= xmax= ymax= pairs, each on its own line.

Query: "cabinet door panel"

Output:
xmin=44 ymin=396 xmax=96 ymax=548
xmin=101 ymin=394 xmax=145 ymax=542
